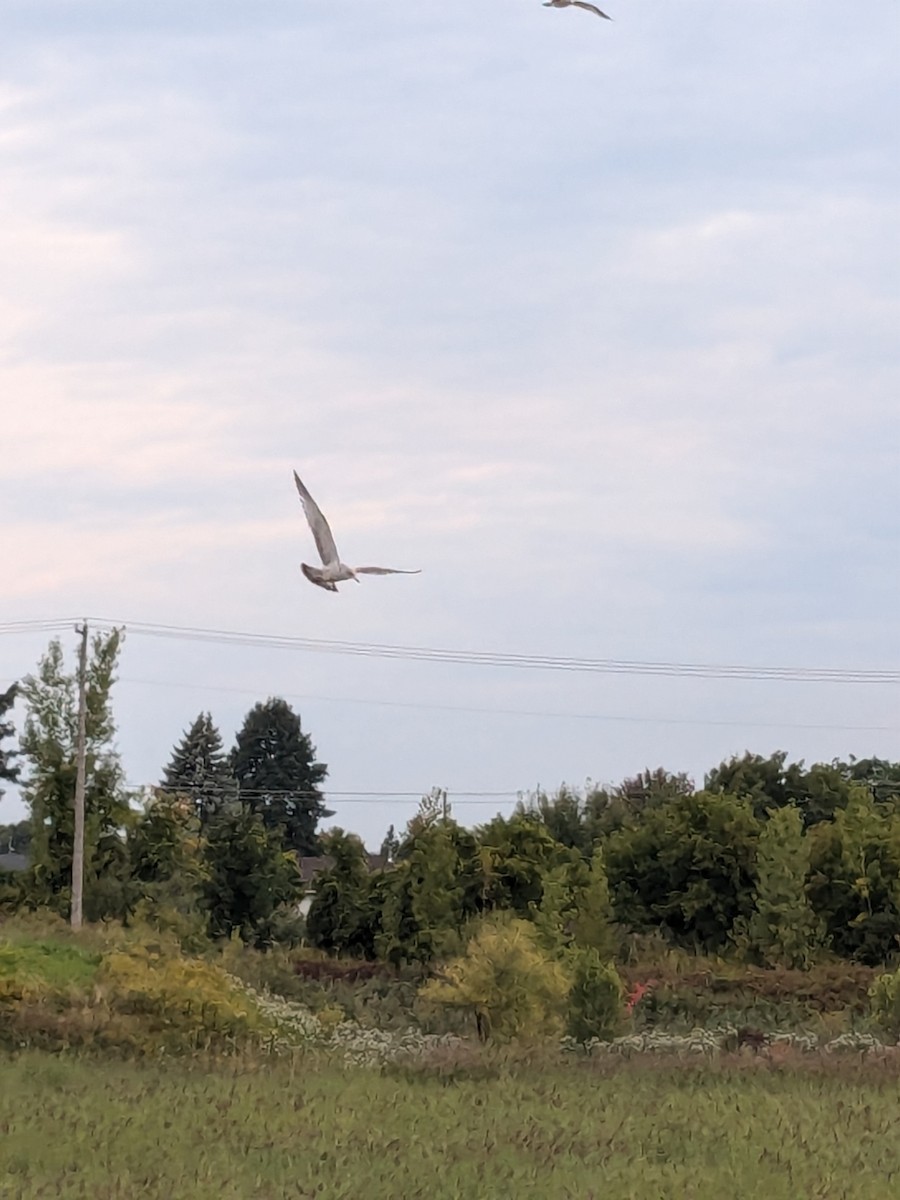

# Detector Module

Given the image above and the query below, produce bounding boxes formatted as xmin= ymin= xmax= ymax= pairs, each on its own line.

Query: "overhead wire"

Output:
xmin=30 ymin=616 xmax=900 ymax=684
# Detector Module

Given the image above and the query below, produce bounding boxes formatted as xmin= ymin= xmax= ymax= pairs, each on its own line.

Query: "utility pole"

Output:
xmin=71 ymin=621 xmax=88 ymax=931
xmin=441 ymin=788 xmax=449 ymax=824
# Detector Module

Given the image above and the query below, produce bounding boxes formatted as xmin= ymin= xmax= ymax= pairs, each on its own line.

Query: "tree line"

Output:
xmin=0 ymin=630 xmax=328 ymax=940
xmin=1 ymin=629 xmax=899 ymax=966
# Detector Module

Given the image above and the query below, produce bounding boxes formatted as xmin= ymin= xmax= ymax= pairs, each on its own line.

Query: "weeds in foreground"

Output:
xmin=1 ymin=1051 xmax=899 ymax=1200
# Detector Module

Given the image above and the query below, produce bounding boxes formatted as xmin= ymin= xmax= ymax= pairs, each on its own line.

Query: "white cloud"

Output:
xmin=1 ymin=2 xmax=897 ymax=836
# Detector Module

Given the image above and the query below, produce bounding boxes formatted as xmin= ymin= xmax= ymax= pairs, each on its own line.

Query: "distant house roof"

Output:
xmin=297 ymin=853 xmax=387 ymax=887
xmin=0 ymin=852 xmax=29 ymax=874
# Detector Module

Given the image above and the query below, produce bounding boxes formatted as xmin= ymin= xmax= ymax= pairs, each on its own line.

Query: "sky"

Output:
xmin=1 ymin=0 xmax=898 ymax=848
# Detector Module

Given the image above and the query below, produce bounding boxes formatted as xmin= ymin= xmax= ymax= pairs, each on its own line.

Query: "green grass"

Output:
xmin=1 ymin=1052 xmax=899 ymax=1199
xmin=0 ymin=940 xmax=100 ymax=991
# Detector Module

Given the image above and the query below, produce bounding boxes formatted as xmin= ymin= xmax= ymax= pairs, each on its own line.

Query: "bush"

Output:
xmin=566 ymin=949 xmax=624 ymax=1043
xmin=869 ymin=968 xmax=900 ymax=1039
xmin=418 ymin=916 xmax=569 ymax=1042
xmin=97 ymin=946 xmax=267 ymax=1051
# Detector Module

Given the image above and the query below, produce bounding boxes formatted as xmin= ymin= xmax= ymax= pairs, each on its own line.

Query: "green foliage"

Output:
xmin=378 ymin=816 xmax=482 ymax=964
xmin=19 ymin=631 xmax=133 ymax=920
xmin=161 ymin=711 xmax=235 ymax=829
xmin=200 ymin=805 xmax=301 ymax=945
xmin=0 ymin=939 xmax=101 ymax=997
xmin=0 ymin=680 xmax=20 ymax=792
xmin=517 ymin=784 xmax=593 ymax=855
xmin=743 ymin=805 xmax=824 ymax=969
xmin=808 ymin=785 xmax=900 ymax=964
xmin=231 ymin=697 xmax=331 ymax=855
xmin=869 ymin=967 xmax=900 ymax=1037
xmin=834 ymin=756 xmax=900 ymax=808
xmin=606 ymin=790 xmax=761 ymax=952
xmin=97 ymin=945 xmax=266 ymax=1051
xmin=419 ymin=916 xmax=570 ymax=1041
xmin=306 ymin=828 xmax=381 ymax=957
xmin=129 ymin=789 xmax=199 ymax=884
xmin=566 ymin=948 xmax=624 ymax=1043
xmin=530 ymin=847 xmax=616 ymax=962
xmin=476 ymin=813 xmax=571 ymax=915
xmin=0 ymin=817 xmax=31 ymax=855
xmin=706 ymin=750 xmax=851 ymax=826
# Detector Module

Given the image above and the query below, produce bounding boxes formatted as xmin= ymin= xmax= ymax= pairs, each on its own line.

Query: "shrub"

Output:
xmin=566 ymin=949 xmax=624 ymax=1043
xmin=418 ymin=916 xmax=569 ymax=1042
xmin=96 ymin=945 xmax=268 ymax=1051
xmin=869 ymin=968 xmax=900 ymax=1038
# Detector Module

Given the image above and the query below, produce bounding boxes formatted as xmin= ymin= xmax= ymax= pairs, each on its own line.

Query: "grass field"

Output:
xmin=1 ymin=1052 xmax=899 ymax=1199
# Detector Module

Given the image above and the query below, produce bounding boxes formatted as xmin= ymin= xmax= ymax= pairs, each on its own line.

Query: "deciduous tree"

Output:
xmin=605 ymin=790 xmax=760 ymax=953
xmin=19 ymin=631 xmax=131 ymax=919
xmin=419 ymin=916 xmax=569 ymax=1042
xmin=200 ymin=804 xmax=301 ymax=944
xmin=0 ymin=682 xmax=20 ymax=795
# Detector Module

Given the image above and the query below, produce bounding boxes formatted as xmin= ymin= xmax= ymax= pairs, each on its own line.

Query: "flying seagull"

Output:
xmin=544 ymin=0 xmax=611 ymax=18
xmin=292 ymin=469 xmax=421 ymax=593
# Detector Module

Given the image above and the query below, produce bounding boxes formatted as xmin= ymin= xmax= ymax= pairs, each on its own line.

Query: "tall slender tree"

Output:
xmin=19 ymin=631 xmax=131 ymax=918
xmin=746 ymin=805 xmax=823 ymax=968
xmin=161 ymin=712 xmax=234 ymax=829
xmin=230 ymin=698 xmax=331 ymax=854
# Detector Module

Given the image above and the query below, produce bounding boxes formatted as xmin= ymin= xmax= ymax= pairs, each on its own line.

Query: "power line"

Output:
xmin=143 ymin=784 xmax=520 ymax=806
xmin=16 ymin=615 xmax=897 ymax=685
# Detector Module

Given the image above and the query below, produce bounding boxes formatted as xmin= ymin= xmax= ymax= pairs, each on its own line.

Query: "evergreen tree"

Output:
xmin=530 ymin=847 xmax=616 ymax=961
xmin=378 ymin=817 xmax=481 ymax=963
xmin=566 ymin=949 xmax=624 ymax=1044
xmin=379 ymin=824 xmax=400 ymax=863
xmin=305 ymin=829 xmax=379 ymax=957
xmin=200 ymin=805 xmax=301 ymax=944
xmin=19 ymin=631 xmax=132 ymax=919
xmin=746 ymin=805 xmax=823 ymax=968
xmin=230 ymin=698 xmax=331 ymax=854
xmin=0 ymin=681 xmax=20 ymax=795
xmin=569 ymin=847 xmax=617 ymax=956
xmin=162 ymin=712 xmax=234 ymax=828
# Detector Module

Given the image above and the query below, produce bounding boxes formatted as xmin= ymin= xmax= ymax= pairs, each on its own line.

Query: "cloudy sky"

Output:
xmin=1 ymin=0 xmax=898 ymax=847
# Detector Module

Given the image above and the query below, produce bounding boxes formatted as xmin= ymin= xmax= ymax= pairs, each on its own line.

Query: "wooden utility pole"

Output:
xmin=71 ymin=621 xmax=88 ymax=931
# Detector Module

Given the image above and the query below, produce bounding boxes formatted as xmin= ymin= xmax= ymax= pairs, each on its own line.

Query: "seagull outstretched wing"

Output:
xmin=293 ymin=470 xmax=340 ymax=567
xmin=355 ymin=566 xmax=422 ymax=576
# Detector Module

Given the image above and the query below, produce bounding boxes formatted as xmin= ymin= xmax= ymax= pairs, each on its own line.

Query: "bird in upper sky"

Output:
xmin=543 ymin=0 xmax=611 ymax=19
xmin=292 ymin=470 xmax=421 ymax=593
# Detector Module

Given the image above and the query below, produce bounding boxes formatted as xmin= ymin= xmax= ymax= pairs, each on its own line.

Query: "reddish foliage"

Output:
xmin=624 ymin=979 xmax=657 ymax=1015
xmin=292 ymin=958 xmax=389 ymax=983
